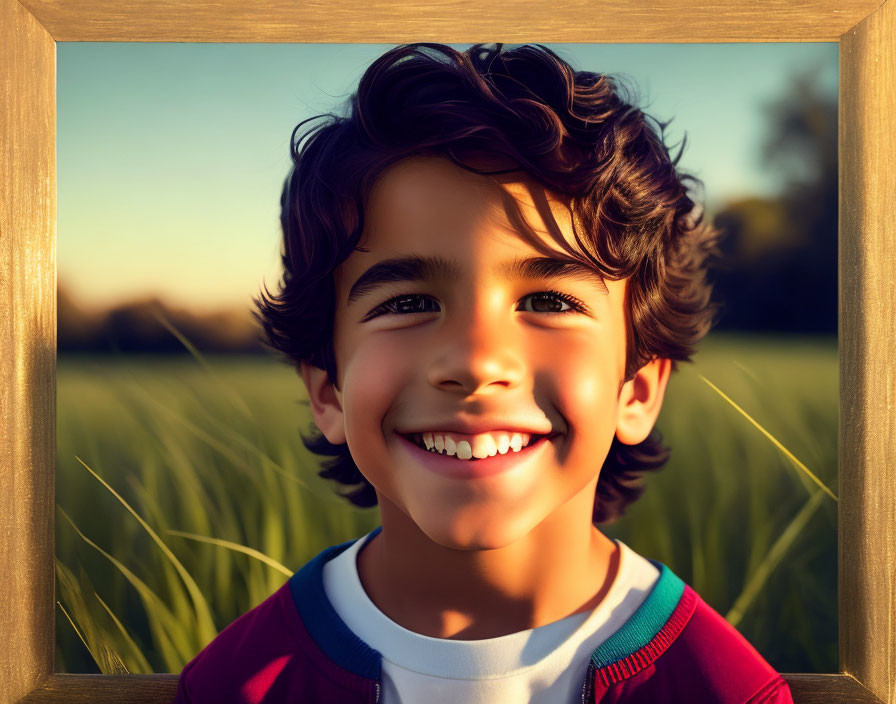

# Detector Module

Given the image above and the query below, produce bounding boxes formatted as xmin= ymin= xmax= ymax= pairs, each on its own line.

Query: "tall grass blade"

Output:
xmin=150 ymin=308 xmax=253 ymax=420
xmin=93 ymin=590 xmax=153 ymax=673
xmin=732 ymin=360 xmax=761 ymax=385
xmin=55 ymin=560 xmax=104 ymax=670
xmin=725 ymin=489 xmax=826 ymax=628
xmin=123 ymin=384 xmax=339 ymax=503
xmin=56 ymin=599 xmax=96 ymax=665
xmin=696 ymin=373 xmax=837 ymax=502
xmin=58 ymin=506 xmax=198 ymax=670
xmin=167 ymin=530 xmax=293 ymax=577
xmin=74 ymin=457 xmax=218 ymax=643
xmin=55 ymin=557 xmax=131 ymax=673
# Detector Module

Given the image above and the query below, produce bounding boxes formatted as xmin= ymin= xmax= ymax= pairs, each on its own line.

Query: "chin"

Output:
xmin=412 ymin=508 xmax=535 ymax=552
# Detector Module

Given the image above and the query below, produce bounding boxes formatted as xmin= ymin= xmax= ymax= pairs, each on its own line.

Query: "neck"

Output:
xmin=356 ymin=492 xmax=620 ymax=640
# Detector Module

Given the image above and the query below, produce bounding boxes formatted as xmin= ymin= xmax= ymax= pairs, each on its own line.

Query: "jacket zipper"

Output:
xmin=581 ymin=662 xmax=595 ymax=704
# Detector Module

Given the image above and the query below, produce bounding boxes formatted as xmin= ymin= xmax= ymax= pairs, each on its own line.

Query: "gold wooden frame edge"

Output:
xmin=3 ymin=0 xmax=894 ymax=702
xmin=11 ymin=673 xmax=886 ymax=703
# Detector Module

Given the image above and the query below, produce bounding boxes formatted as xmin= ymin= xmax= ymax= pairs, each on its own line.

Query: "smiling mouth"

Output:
xmin=401 ymin=432 xmax=553 ymax=460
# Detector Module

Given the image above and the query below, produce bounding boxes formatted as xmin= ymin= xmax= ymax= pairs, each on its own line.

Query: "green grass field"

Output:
xmin=55 ymin=332 xmax=837 ymax=675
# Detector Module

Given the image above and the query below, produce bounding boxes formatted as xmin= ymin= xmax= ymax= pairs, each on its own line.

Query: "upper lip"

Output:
xmin=397 ymin=419 xmax=556 ymax=437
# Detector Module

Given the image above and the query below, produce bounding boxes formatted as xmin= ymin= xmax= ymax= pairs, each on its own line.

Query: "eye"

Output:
xmin=519 ymin=289 xmax=588 ymax=315
xmin=362 ymin=289 xmax=588 ymax=322
xmin=362 ymin=294 xmax=440 ymax=321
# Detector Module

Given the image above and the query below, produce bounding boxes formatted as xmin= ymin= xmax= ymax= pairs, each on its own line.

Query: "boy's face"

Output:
xmin=303 ymin=155 xmax=670 ymax=550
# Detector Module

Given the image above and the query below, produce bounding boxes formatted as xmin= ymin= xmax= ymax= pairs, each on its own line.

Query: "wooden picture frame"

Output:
xmin=2 ymin=1 xmax=893 ymax=701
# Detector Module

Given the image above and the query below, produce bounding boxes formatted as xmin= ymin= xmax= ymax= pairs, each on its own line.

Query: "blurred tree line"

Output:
xmin=57 ymin=287 xmax=265 ymax=354
xmin=711 ymin=66 xmax=837 ymax=333
xmin=58 ymin=66 xmax=837 ymax=354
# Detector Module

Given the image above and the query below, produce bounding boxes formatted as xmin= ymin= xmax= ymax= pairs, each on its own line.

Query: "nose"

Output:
xmin=426 ymin=295 xmax=525 ymax=395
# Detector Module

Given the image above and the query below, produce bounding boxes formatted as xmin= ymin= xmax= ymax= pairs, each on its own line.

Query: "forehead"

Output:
xmin=364 ymin=155 xmax=573 ymax=246
xmin=335 ymin=156 xmax=595 ymax=295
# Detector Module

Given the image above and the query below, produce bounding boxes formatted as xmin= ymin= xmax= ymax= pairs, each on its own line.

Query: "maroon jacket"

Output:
xmin=175 ymin=529 xmax=793 ymax=703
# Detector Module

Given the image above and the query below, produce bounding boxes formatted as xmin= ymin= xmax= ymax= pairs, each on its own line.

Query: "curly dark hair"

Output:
xmin=253 ymin=43 xmax=722 ymax=525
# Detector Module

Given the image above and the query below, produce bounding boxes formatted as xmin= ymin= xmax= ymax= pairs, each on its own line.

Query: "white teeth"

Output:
xmin=416 ymin=431 xmax=537 ymax=459
xmin=474 ymin=435 xmax=498 ymax=459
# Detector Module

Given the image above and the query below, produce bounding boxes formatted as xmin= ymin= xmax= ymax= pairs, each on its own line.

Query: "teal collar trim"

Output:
xmin=590 ymin=560 xmax=685 ymax=668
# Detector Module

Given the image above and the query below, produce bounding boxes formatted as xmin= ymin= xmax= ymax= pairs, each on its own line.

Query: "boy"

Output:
xmin=175 ymin=43 xmax=793 ymax=703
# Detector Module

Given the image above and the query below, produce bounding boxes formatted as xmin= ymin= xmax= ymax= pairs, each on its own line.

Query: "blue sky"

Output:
xmin=58 ymin=43 xmax=837 ymax=313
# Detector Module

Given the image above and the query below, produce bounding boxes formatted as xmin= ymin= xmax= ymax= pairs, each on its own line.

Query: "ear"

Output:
xmin=300 ymin=362 xmax=347 ymax=445
xmin=615 ymin=357 xmax=672 ymax=445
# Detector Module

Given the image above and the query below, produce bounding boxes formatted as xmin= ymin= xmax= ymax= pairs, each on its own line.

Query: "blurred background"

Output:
xmin=56 ymin=43 xmax=838 ymax=675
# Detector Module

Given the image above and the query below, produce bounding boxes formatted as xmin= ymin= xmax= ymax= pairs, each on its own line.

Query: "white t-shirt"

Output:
xmin=322 ymin=529 xmax=660 ymax=703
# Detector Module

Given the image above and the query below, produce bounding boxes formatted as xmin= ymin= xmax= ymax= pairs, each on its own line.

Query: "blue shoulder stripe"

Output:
xmin=289 ymin=526 xmax=383 ymax=680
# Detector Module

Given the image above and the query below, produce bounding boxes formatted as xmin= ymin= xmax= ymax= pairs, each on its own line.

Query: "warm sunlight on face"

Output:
xmin=328 ymin=155 xmax=630 ymax=549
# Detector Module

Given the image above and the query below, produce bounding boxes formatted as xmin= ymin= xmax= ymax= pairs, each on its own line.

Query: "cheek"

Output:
xmin=339 ymin=338 xmax=410 ymax=442
xmin=553 ymin=340 xmax=621 ymax=434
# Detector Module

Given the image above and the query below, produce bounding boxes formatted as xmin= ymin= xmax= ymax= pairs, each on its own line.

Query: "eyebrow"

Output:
xmin=346 ymin=253 xmax=609 ymax=305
